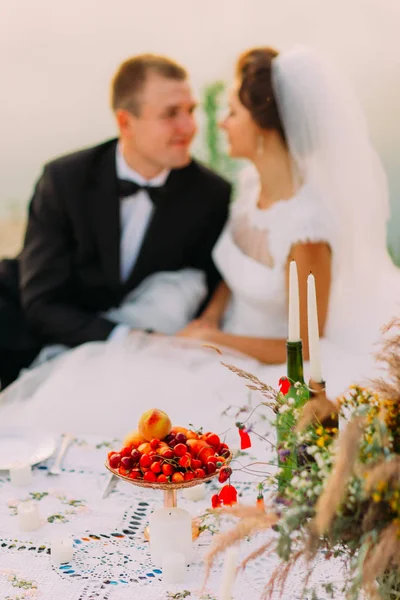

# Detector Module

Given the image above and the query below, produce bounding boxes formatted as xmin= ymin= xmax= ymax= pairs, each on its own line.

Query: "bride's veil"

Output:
xmin=271 ymin=46 xmax=400 ymax=350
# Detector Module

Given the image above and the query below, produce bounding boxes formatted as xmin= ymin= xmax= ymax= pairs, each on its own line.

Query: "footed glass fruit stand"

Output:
xmin=105 ymin=452 xmax=232 ymax=540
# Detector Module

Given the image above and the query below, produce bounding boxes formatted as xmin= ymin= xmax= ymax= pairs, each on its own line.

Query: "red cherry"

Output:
xmin=206 ymin=461 xmax=217 ymax=474
xmin=175 ymin=432 xmax=187 ymax=444
xmin=130 ymin=449 xmax=141 ymax=463
xmin=143 ymin=471 xmax=157 ymax=482
xmin=194 ymin=468 xmax=206 ymax=479
xmin=157 ymin=474 xmax=169 ymax=483
xmin=109 ymin=453 xmax=121 ymax=469
xmin=179 ymin=454 xmax=191 ymax=469
xmin=162 ymin=463 xmax=175 ymax=476
xmin=118 ymin=466 xmax=130 ymax=476
xmin=128 ymin=469 xmax=141 ymax=480
xmin=160 ymin=448 xmax=174 ymax=459
xmin=174 ymin=443 xmax=187 ymax=457
xmin=121 ymin=456 xmax=133 ymax=470
xmin=150 ymin=462 xmax=162 ymax=474
xmin=150 ymin=439 xmax=160 ymax=450
xmin=171 ymin=472 xmax=184 ymax=483
xmin=139 ymin=454 xmax=151 ymax=469
xmin=191 ymin=459 xmax=202 ymax=470
xmin=205 ymin=433 xmax=220 ymax=447
xmin=184 ymin=471 xmax=195 ymax=481
xmin=120 ymin=446 xmax=133 ymax=458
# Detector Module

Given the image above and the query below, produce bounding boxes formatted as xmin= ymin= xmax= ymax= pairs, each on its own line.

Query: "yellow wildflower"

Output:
xmin=376 ymin=481 xmax=387 ymax=493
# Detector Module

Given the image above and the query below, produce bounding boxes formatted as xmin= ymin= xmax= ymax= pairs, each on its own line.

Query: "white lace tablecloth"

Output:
xmin=0 ymin=433 xmax=347 ymax=600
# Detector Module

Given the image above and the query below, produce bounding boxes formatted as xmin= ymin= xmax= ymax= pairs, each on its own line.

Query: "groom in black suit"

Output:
xmin=0 ymin=54 xmax=230 ymax=386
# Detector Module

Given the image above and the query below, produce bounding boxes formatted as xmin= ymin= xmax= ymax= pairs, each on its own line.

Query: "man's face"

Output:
xmin=118 ymin=73 xmax=197 ymax=172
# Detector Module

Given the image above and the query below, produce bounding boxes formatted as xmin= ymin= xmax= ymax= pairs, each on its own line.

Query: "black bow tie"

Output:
xmin=117 ymin=178 xmax=167 ymax=206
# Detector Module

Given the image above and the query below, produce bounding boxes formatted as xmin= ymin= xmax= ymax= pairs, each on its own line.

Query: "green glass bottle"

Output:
xmin=276 ymin=340 xmax=310 ymax=491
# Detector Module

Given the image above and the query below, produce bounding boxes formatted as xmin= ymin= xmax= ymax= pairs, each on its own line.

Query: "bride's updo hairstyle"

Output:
xmin=235 ymin=47 xmax=286 ymax=143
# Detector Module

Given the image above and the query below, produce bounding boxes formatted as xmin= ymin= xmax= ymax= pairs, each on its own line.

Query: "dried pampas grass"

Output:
xmin=372 ymin=318 xmax=400 ymax=401
xmin=313 ymin=416 xmax=365 ymax=535
xmin=203 ymin=504 xmax=278 ymax=591
xmin=362 ymin=523 xmax=400 ymax=598
xmin=221 ymin=362 xmax=279 ymax=409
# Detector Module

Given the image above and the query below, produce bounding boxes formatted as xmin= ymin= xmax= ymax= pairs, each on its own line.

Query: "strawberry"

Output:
xmin=218 ymin=466 xmax=232 ymax=484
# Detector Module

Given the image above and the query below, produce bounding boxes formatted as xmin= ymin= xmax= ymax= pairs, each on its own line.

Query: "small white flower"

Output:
xmin=278 ymin=404 xmax=290 ymax=414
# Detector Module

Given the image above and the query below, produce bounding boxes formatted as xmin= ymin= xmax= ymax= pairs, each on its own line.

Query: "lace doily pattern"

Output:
xmin=0 ymin=435 xmax=265 ymax=600
xmin=0 ymin=433 xmax=353 ymax=600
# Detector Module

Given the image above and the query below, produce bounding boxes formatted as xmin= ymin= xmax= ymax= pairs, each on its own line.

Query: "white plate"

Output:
xmin=0 ymin=427 xmax=57 ymax=471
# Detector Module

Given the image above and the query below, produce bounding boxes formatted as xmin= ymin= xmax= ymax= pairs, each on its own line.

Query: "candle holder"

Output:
xmin=308 ymin=379 xmax=339 ymax=429
xmin=105 ymin=451 xmax=232 ymax=541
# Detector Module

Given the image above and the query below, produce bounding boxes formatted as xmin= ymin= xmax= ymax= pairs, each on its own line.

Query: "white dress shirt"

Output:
xmin=108 ymin=145 xmax=170 ymax=341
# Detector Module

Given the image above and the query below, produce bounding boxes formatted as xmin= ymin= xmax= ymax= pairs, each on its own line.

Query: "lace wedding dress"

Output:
xmin=0 ymin=167 xmax=378 ymax=438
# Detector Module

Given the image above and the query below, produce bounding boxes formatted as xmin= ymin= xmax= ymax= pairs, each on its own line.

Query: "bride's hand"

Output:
xmin=176 ymin=320 xmax=217 ymax=340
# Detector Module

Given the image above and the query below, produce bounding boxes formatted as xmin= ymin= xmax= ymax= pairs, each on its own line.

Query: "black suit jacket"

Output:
xmin=19 ymin=139 xmax=231 ymax=347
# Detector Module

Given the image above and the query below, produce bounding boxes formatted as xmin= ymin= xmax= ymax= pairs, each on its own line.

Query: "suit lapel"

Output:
xmin=87 ymin=140 xmax=121 ymax=290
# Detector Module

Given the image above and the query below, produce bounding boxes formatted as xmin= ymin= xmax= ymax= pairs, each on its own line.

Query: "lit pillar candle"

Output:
xmin=219 ymin=546 xmax=238 ymax=600
xmin=307 ymin=273 xmax=323 ymax=382
xmin=17 ymin=501 xmax=41 ymax=532
xmin=162 ymin=552 xmax=186 ymax=584
xmin=288 ymin=260 xmax=300 ymax=342
xmin=51 ymin=536 xmax=74 ymax=564
xmin=149 ymin=507 xmax=192 ymax=567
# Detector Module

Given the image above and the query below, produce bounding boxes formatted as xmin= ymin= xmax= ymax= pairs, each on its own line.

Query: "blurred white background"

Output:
xmin=1 ymin=0 xmax=399 ymax=256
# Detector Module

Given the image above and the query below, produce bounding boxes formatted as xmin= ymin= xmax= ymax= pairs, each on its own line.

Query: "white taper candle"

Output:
xmin=307 ymin=273 xmax=323 ymax=382
xmin=288 ymin=260 xmax=300 ymax=342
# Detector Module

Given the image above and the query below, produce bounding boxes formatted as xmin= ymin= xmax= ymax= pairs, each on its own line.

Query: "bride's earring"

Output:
xmin=257 ymin=135 xmax=264 ymax=157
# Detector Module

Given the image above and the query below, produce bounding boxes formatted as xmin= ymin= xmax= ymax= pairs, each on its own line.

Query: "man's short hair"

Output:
xmin=111 ymin=54 xmax=187 ymax=115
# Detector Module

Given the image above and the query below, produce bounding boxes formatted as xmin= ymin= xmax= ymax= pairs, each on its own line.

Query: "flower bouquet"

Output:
xmin=206 ymin=322 xmax=400 ymax=600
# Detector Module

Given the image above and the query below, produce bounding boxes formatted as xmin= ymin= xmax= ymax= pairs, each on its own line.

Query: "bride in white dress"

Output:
xmin=1 ymin=46 xmax=399 ymax=437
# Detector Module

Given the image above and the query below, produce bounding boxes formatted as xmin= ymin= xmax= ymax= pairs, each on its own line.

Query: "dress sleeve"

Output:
xmin=268 ymin=190 xmax=335 ymax=268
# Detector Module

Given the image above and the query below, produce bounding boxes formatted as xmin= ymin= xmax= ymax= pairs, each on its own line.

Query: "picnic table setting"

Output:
xmin=1 ymin=265 xmax=400 ymax=600
xmin=0 ymin=410 xmax=292 ymax=600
